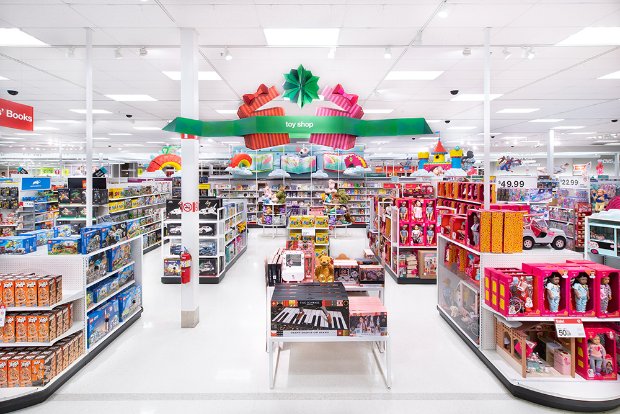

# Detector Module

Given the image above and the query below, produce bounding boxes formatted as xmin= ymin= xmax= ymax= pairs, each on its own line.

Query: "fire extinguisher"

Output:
xmin=180 ymin=248 xmax=192 ymax=284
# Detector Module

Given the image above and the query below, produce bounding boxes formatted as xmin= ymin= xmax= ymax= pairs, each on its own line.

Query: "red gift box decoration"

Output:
xmin=237 ymin=84 xmax=289 ymax=149
xmin=310 ymin=84 xmax=364 ymax=150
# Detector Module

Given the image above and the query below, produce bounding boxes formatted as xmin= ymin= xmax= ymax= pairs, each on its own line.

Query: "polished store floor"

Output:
xmin=19 ymin=229 xmax=566 ymax=414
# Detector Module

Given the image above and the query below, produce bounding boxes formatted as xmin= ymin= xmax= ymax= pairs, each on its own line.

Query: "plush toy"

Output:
xmin=276 ymin=185 xmax=287 ymax=204
xmin=342 ymin=205 xmax=353 ymax=224
xmin=314 ymin=254 xmax=334 ymax=283
xmin=265 ymin=205 xmax=273 ymax=215
xmin=335 ymin=188 xmax=350 ymax=204
xmin=262 ymin=187 xmax=274 ymax=204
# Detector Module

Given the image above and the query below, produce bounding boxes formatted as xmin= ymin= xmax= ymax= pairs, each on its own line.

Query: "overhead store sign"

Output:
xmin=21 ymin=177 xmax=51 ymax=191
xmin=0 ymin=98 xmax=34 ymax=131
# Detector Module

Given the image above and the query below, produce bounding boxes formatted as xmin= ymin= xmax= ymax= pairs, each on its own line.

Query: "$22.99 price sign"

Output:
xmin=554 ymin=318 xmax=585 ymax=338
xmin=559 ymin=177 xmax=584 ymax=188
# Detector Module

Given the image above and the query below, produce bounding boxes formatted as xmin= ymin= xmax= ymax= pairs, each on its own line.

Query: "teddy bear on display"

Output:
xmin=315 ymin=254 xmax=334 ymax=283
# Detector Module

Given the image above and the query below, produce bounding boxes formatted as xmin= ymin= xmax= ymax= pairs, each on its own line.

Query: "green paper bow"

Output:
xmin=282 ymin=64 xmax=320 ymax=108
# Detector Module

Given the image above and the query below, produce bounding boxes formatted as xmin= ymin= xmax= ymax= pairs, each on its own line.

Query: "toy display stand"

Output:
xmin=265 ymin=283 xmax=389 ymax=389
xmin=437 ymin=233 xmax=620 ymax=411
xmin=258 ymin=203 xmax=286 ymax=238
xmin=161 ymin=200 xmax=248 ymax=284
xmin=0 ymin=236 xmax=143 ymax=412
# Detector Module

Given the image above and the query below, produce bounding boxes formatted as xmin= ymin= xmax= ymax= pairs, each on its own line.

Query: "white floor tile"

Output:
xmin=13 ymin=229 xmax=568 ymax=413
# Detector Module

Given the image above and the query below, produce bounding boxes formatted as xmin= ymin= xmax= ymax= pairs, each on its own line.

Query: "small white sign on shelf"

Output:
xmin=301 ymin=228 xmax=315 ymax=237
xmin=555 ymin=318 xmax=585 ymax=338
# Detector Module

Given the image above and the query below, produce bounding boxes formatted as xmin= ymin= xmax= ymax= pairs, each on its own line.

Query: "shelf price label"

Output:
xmin=555 ymin=318 xmax=585 ymax=338
xmin=559 ymin=177 xmax=587 ymax=189
xmin=496 ymin=176 xmax=537 ymax=189
xmin=301 ymin=228 xmax=315 ymax=237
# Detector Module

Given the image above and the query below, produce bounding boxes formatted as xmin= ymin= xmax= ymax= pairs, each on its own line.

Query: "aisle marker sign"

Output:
xmin=0 ymin=98 xmax=34 ymax=131
xmin=555 ymin=318 xmax=585 ymax=338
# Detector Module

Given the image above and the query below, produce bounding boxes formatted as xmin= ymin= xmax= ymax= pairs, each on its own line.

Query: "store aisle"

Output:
xmin=20 ymin=229 xmax=552 ymax=414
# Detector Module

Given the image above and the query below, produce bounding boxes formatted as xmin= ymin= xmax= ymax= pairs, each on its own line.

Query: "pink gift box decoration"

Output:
xmin=310 ymin=84 xmax=364 ymax=150
xmin=237 ymin=84 xmax=290 ymax=149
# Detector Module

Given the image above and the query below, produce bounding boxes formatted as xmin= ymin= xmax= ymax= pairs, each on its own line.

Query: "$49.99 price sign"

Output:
xmin=554 ymin=318 xmax=585 ymax=338
xmin=496 ymin=176 xmax=537 ymax=189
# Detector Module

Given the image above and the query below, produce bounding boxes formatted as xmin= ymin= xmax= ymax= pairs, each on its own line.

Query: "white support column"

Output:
xmin=615 ymin=152 xmax=619 ymax=178
xmin=483 ymin=27 xmax=491 ymax=210
xmin=85 ymin=29 xmax=93 ymax=224
xmin=180 ymin=28 xmax=200 ymax=328
xmin=547 ymin=129 xmax=555 ymax=175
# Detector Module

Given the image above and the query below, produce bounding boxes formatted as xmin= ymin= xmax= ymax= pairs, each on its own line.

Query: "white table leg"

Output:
xmin=268 ymin=339 xmax=274 ymax=389
xmin=386 ymin=338 xmax=392 ymax=389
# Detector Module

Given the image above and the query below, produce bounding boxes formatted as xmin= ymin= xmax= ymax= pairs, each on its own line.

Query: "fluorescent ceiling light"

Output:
xmin=553 ymin=126 xmax=585 ymax=130
xmin=33 ymin=126 xmax=59 ymax=131
xmin=598 ymin=70 xmax=620 ymax=80
xmin=105 ymin=94 xmax=157 ymax=102
xmin=364 ymin=109 xmax=394 ymax=114
xmin=93 ymin=137 xmax=110 ymax=141
xmin=14 ymin=133 xmax=41 ymax=136
xmin=123 ymin=143 xmax=144 ymax=147
xmin=529 ymin=118 xmax=564 ymax=123
xmin=146 ymin=141 xmax=165 ymax=144
xmin=385 ymin=71 xmax=443 ymax=80
xmin=216 ymin=109 xmax=238 ymax=114
xmin=0 ymin=76 xmax=8 ymax=81
xmin=568 ymin=132 xmax=595 ymax=135
xmin=133 ymin=126 xmax=161 ymax=131
xmin=70 ymin=109 xmax=112 ymax=114
xmin=4 ymin=137 xmax=23 ymax=140
xmin=0 ymin=141 xmax=16 ymax=144
xmin=497 ymin=108 xmax=539 ymax=114
xmin=604 ymin=142 xmax=620 ymax=146
xmin=418 ymin=137 xmax=441 ymax=140
xmin=46 ymin=120 xmax=80 ymax=124
xmin=448 ymin=126 xmax=477 ymax=130
xmin=477 ymin=132 xmax=502 ymax=135
xmin=109 ymin=133 xmax=132 ymax=136
xmin=222 ymin=141 xmax=241 ymax=144
xmin=162 ymin=71 xmax=222 ymax=81
xmin=557 ymin=27 xmax=620 ymax=46
xmin=263 ymin=28 xmax=339 ymax=46
xmin=450 ymin=94 xmax=502 ymax=101
xmin=170 ymin=137 xmax=181 ymax=141
xmin=502 ymin=136 xmax=527 ymax=139
xmin=0 ymin=28 xmax=48 ymax=46
xmin=425 ymin=120 xmax=442 ymax=123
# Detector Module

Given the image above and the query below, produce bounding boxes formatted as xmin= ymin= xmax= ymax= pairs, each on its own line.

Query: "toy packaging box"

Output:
xmin=333 ymin=260 xmax=359 ymax=285
xmin=529 ymin=264 xmax=570 ymax=316
xmin=289 ymin=216 xmax=302 ymax=228
xmin=199 ymin=240 xmax=217 ymax=257
xmin=199 ymin=223 xmax=216 ymax=237
xmin=199 ymin=258 xmax=219 ymax=277
xmin=349 ymin=296 xmax=387 ymax=336
xmin=167 ymin=223 xmax=181 ymax=237
xmin=315 ymin=216 xmax=329 ymax=228
xmin=0 ymin=236 xmax=37 ymax=254
xmin=199 ymin=198 xmax=222 ymax=220
xmin=21 ymin=229 xmax=54 ymax=247
xmin=102 ymin=300 xmax=120 ymax=332
xmin=106 ymin=243 xmax=131 ymax=271
xmin=584 ymin=264 xmax=619 ymax=318
xmin=79 ymin=228 xmax=101 ymax=254
xmin=117 ymin=285 xmax=142 ymax=321
xmin=166 ymin=200 xmax=181 ymax=219
xmin=358 ymin=265 xmax=384 ymax=284
xmin=125 ymin=219 xmax=141 ymax=239
xmin=86 ymin=253 xmax=107 ymax=284
xmin=87 ymin=308 xmax=107 ymax=348
xmin=47 ymin=237 xmax=80 ymax=255
xmin=564 ymin=267 xmax=596 ymax=317
xmin=575 ymin=325 xmax=617 ymax=381
xmin=163 ymin=258 xmax=180 ymax=276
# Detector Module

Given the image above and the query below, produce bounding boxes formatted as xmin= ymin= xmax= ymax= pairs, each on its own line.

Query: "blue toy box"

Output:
xmin=54 ymin=224 xmax=73 ymax=238
xmin=22 ymin=229 xmax=54 ymax=246
xmin=87 ymin=308 xmax=107 ymax=348
xmin=106 ymin=243 xmax=131 ymax=271
xmin=102 ymin=299 xmax=120 ymax=331
xmin=48 ymin=236 xmax=80 ymax=255
xmin=117 ymin=264 xmax=134 ymax=286
xmin=0 ymin=236 xmax=36 ymax=254
xmin=79 ymin=228 xmax=101 ymax=254
xmin=117 ymin=285 xmax=142 ymax=321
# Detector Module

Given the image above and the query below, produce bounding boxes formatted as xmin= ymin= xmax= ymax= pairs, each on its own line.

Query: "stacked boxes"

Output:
xmin=2 ymin=303 xmax=73 ymax=343
xmin=395 ymin=197 xmax=437 ymax=247
xmin=87 ymin=285 xmax=141 ymax=348
xmin=0 ymin=236 xmax=37 ymax=255
xmin=0 ymin=273 xmax=62 ymax=307
xmin=348 ymin=296 xmax=387 ymax=336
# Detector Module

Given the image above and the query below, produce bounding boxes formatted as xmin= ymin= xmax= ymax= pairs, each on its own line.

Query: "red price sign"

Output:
xmin=555 ymin=318 xmax=585 ymax=338
xmin=179 ymin=201 xmax=198 ymax=212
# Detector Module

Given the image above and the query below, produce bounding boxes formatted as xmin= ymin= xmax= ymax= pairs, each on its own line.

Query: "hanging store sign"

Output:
xmin=496 ymin=175 xmax=538 ymax=189
xmin=21 ymin=177 xmax=51 ymax=191
xmin=0 ymin=98 xmax=34 ymax=131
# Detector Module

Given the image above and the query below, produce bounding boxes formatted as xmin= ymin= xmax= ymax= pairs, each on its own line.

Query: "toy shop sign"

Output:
xmin=555 ymin=318 xmax=585 ymax=338
xmin=0 ymin=98 xmax=34 ymax=131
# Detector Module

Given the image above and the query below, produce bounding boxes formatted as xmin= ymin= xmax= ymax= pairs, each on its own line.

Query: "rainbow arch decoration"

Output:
xmin=230 ymin=153 xmax=253 ymax=168
xmin=147 ymin=154 xmax=182 ymax=172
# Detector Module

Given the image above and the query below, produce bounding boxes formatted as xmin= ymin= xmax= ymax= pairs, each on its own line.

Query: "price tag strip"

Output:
xmin=554 ymin=318 xmax=585 ymax=338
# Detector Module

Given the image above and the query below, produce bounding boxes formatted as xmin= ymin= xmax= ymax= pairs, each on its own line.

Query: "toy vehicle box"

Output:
xmin=21 ymin=229 xmax=54 ymax=246
xmin=358 ymin=264 xmax=384 ymax=285
xmin=117 ymin=285 xmax=142 ymax=321
xmin=47 ymin=237 xmax=80 ymax=255
xmin=199 ymin=240 xmax=217 ymax=257
xmin=117 ymin=263 xmax=135 ymax=286
xmin=199 ymin=198 xmax=222 ymax=220
xmin=79 ymin=228 xmax=101 ymax=254
xmin=125 ymin=219 xmax=141 ymax=239
xmin=86 ymin=308 xmax=107 ymax=348
xmin=199 ymin=258 xmax=219 ymax=277
xmin=106 ymin=243 xmax=131 ymax=271
xmin=166 ymin=200 xmax=181 ymax=219
xmin=199 ymin=223 xmax=216 ymax=236
xmin=102 ymin=299 xmax=120 ymax=332
xmin=53 ymin=224 xmax=73 ymax=238
xmin=0 ymin=236 xmax=36 ymax=254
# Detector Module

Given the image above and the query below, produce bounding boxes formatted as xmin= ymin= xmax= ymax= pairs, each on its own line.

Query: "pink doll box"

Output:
xmin=531 ymin=265 xmax=570 ymax=317
xmin=562 ymin=266 xmax=597 ymax=317
xmin=585 ymin=264 xmax=619 ymax=318
xmin=575 ymin=325 xmax=617 ymax=381
xmin=496 ymin=271 xmax=540 ymax=317
xmin=409 ymin=223 xmax=425 ymax=246
xmin=410 ymin=198 xmax=425 ymax=223
xmin=553 ymin=348 xmax=573 ymax=376
xmin=466 ymin=209 xmax=482 ymax=251
xmin=398 ymin=223 xmax=410 ymax=246
xmin=396 ymin=198 xmax=410 ymax=223
xmin=423 ymin=199 xmax=436 ymax=223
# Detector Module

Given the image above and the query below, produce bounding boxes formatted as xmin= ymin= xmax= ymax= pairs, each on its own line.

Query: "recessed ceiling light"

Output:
xmin=93 ymin=137 xmax=110 ymax=141
xmin=450 ymin=94 xmax=502 ymax=101
xmin=216 ymin=109 xmax=238 ymax=114
xmin=568 ymin=131 xmax=595 ymax=135
xmin=327 ymin=47 xmax=336 ymax=59
xmin=133 ymin=126 xmax=161 ymax=131
xmin=425 ymin=120 xmax=442 ymax=123
xmin=0 ymin=75 xmax=8 ymax=81
xmin=553 ymin=126 xmax=585 ymax=130
xmin=33 ymin=126 xmax=59 ymax=131
xmin=105 ymin=94 xmax=157 ymax=102
xmin=497 ymin=108 xmax=539 ymax=114
xmin=14 ymin=133 xmax=41 ymax=136
xmin=46 ymin=120 xmax=80 ymax=124
xmin=146 ymin=141 xmax=165 ymax=144
xmin=123 ymin=143 xmax=144 ymax=147
xmin=70 ymin=109 xmax=112 ymax=114
xmin=529 ymin=118 xmax=564 ymax=123
xmin=162 ymin=71 xmax=222 ymax=81
xmin=385 ymin=71 xmax=443 ymax=80
xmin=0 ymin=28 xmax=48 ymax=46
xmin=557 ymin=27 xmax=620 ymax=46
xmin=448 ymin=126 xmax=477 ymax=130
xmin=502 ymin=136 xmax=527 ymax=139
xmin=109 ymin=133 xmax=132 ymax=136
xmin=263 ymin=28 xmax=339 ymax=46
xmin=364 ymin=109 xmax=394 ymax=114
xmin=170 ymin=137 xmax=181 ymax=141
xmin=418 ymin=137 xmax=440 ymax=140
xmin=598 ymin=70 xmax=620 ymax=80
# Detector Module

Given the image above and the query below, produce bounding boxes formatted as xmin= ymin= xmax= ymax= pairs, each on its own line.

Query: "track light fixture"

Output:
xmin=139 ymin=47 xmax=148 ymax=57
xmin=114 ymin=48 xmax=123 ymax=59
xmin=384 ymin=47 xmax=392 ymax=59
xmin=224 ymin=47 xmax=232 ymax=61
xmin=502 ymin=47 xmax=511 ymax=60
xmin=526 ymin=47 xmax=535 ymax=60
xmin=462 ymin=47 xmax=471 ymax=56
xmin=327 ymin=47 xmax=336 ymax=59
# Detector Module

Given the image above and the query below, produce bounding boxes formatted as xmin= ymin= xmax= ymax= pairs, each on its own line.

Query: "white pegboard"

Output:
xmin=0 ymin=253 xmax=87 ymax=292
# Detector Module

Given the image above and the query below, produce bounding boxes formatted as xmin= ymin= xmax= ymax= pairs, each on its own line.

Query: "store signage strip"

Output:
xmin=163 ymin=116 xmax=434 ymax=138
xmin=0 ymin=98 xmax=34 ymax=131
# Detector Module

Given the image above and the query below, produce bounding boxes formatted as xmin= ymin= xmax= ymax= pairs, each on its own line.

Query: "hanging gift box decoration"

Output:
xmin=237 ymin=84 xmax=289 ymax=150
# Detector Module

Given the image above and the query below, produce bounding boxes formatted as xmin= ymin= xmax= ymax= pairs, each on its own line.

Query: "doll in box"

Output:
xmin=589 ymin=335 xmax=607 ymax=376
xmin=425 ymin=200 xmax=435 ymax=222
xmin=545 ymin=274 xmax=562 ymax=313
xmin=601 ymin=275 xmax=613 ymax=314
xmin=398 ymin=201 xmax=409 ymax=222
xmin=400 ymin=224 xmax=409 ymax=245
xmin=426 ymin=224 xmax=435 ymax=245
xmin=411 ymin=224 xmax=423 ymax=245
xmin=412 ymin=199 xmax=424 ymax=222
xmin=572 ymin=273 xmax=590 ymax=313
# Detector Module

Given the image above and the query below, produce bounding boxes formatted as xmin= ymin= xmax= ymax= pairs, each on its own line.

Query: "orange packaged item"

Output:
xmin=37 ymin=314 xmax=50 ymax=343
xmin=3 ymin=315 xmax=15 ymax=343
xmin=54 ymin=275 xmax=62 ymax=304
xmin=0 ymin=357 xmax=7 ymax=388
xmin=19 ymin=358 xmax=32 ymax=387
xmin=7 ymin=358 xmax=19 ymax=388
xmin=13 ymin=279 xmax=26 ymax=307
xmin=25 ymin=278 xmax=38 ymax=307
xmin=49 ymin=310 xmax=57 ymax=340
xmin=15 ymin=315 xmax=27 ymax=343
xmin=37 ymin=277 xmax=51 ymax=307
xmin=27 ymin=315 xmax=39 ymax=342
xmin=491 ymin=211 xmax=504 ymax=253
xmin=3 ymin=280 xmax=14 ymax=308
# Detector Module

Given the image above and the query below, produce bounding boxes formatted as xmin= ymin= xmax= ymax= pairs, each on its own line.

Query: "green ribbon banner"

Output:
xmin=163 ymin=116 xmax=434 ymax=138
